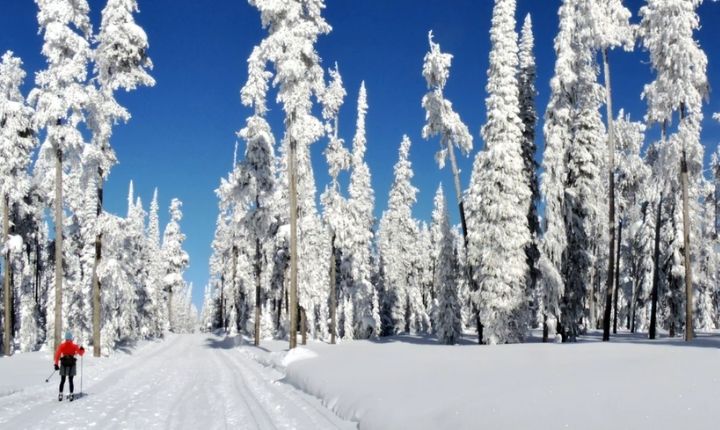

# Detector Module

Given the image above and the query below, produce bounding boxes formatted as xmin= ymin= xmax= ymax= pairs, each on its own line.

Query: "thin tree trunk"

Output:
xmin=448 ymin=143 xmax=483 ymax=343
xmin=679 ymin=104 xmax=693 ymax=342
xmin=54 ymin=147 xmax=63 ymax=351
xmin=542 ymin=313 xmax=549 ymax=343
xmin=300 ymin=307 xmax=307 ymax=345
xmin=602 ymin=48 xmax=616 ymax=342
xmin=329 ymin=234 xmax=337 ymax=344
xmin=35 ymin=235 xmax=40 ymax=305
xmin=254 ymin=237 xmax=261 ymax=346
xmin=681 ymin=149 xmax=693 ymax=341
xmin=613 ymin=220 xmax=622 ymax=334
xmin=3 ymin=195 xmax=12 ymax=355
xmin=289 ymin=134 xmax=299 ymax=349
xmin=220 ymin=272 xmax=225 ymax=331
xmin=232 ymin=245 xmax=238 ymax=334
xmin=649 ymin=195 xmax=662 ymax=340
xmin=91 ymin=169 xmax=103 ymax=357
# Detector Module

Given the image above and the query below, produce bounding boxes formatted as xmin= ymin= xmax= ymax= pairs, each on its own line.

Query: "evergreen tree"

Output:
xmin=161 ymin=199 xmax=189 ymax=332
xmin=30 ymin=0 xmax=92 ymax=350
xmin=378 ymin=136 xmax=429 ymax=335
xmin=421 ymin=31 xmax=473 ymax=241
xmin=431 ymin=185 xmax=461 ymax=344
xmin=87 ymin=0 xmax=155 ymax=356
xmin=538 ymin=0 xmax=575 ymax=341
xmin=466 ymin=0 xmax=530 ymax=345
xmin=347 ymin=82 xmax=380 ymax=338
xmin=518 ymin=15 xmax=542 ymax=328
xmin=1 ymin=52 xmax=36 ymax=355
xmin=640 ymin=0 xmax=708 ymax=340
xmin=246 ymin=0 xmax=331 ymax=348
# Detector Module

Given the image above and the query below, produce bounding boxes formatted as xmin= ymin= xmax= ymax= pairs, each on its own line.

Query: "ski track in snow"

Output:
xmin=0 ymin=333 xmax=354 ymax=430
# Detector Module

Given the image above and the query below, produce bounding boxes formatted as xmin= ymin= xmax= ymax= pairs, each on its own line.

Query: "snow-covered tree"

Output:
xmin=640 ymin=0 xmax=709 ymax=340
xmin=1 ymin=52 xmax=36 ymax=355
xmin=517 ymin=14 xmax=541 ymax=328
xmin=614 ymin=112 xmax=652 ymax=332
xmin=87 ymin=0 xmax=154 ymax=355
xmin=246 ymin=0 xmax=331 ymax=348
xmin=421 ymin=31 xmax=473 ymax=241
xmin=319 ymin=64 xmax=349 ymax=342
xmin=465 ymin=0 xmax=530 ymax=345
xmin=378 ymin=136 xmax=430 ymax=335
xmin=161 ymin=199 xmax=189 ymax=332
xmin=538 ymin=0 xmax=575 ymax=341
xmin=431 ymin=185 xmax=461 ymax=344
xmin=30 ymin=0 xmax=92 ymax=350
xmin=347 ymin=82 xmax=380 ymax=338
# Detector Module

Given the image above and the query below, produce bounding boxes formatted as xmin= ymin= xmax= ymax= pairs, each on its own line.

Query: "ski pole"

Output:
xmin=45 ymin=369 xmax=57 ymax=383
xmin=80 ymin=354 xmax=83 ymax=398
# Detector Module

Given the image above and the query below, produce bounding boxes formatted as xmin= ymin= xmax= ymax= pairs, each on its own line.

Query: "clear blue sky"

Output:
xmin=2 ymin=0 xmax=719 ymax=310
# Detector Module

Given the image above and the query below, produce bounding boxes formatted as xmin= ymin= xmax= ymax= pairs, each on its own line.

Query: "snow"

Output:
xmin=249 ymin=331 xmax=720 ymax=430
xmin=0 ymin=333 xmax=354 ymax=429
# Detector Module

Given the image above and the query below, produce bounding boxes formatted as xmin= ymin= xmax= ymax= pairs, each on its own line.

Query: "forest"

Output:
xmin=1 ymin=0 xmax=718 ymax=359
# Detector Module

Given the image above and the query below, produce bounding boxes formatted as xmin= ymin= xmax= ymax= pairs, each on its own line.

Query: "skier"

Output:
xmin=53 ymin=331 xmax=85 ymax=401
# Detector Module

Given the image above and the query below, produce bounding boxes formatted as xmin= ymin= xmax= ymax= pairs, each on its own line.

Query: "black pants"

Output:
xmin=59 ymin=374 xmax=74 ymax=393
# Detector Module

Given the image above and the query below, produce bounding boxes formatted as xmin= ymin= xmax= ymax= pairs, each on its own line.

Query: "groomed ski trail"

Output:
xmin=0 ymin=333 xmax=355 ymax=430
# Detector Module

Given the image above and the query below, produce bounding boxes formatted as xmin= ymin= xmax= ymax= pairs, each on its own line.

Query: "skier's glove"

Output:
xmin=54 ymin=364 xmax=59 ymax=371
xmin=79 ymin=347 xmax=85 ymax=352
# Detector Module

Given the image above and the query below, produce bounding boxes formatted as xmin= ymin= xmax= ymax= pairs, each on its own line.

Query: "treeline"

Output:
xmin=201 ymin=0 xmax=719 ymax=346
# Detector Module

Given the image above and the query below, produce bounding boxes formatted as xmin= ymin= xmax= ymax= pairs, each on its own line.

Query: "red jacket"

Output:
xmin=54 ymin=340 xmax=85 ymax=366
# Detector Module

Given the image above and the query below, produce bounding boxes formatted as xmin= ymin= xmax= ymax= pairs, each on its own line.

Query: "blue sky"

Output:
xmin=1 ymin=0 xmax=719 ymax=310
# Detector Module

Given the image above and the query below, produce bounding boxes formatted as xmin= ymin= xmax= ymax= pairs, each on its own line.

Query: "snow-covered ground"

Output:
xmin=243 ymin=331 xmax=720 ymax=430
xmin=4 ymin=331 xmax=719 ymax=430
xmin=0 ymin=333 xmax=354 ymax=429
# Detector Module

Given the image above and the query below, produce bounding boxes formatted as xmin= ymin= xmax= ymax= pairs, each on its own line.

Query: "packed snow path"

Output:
xmin=0 ymin=333 xmax=354 ymax=430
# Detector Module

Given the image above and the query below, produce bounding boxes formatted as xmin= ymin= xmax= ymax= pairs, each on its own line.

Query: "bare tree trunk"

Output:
xmin=289 ymin=135 xmax=299 ymax=349
xmin=300 ymin=307 xmax=307 ymax=345
xmin=602 ymin=48 xmax=616 ymax=342
xmin=54 ymin=147 xmax=64 ymax=351
xmin=649 ymin=195 xmax=662 ymax=340
xmin=681 ymin=150 xmax=693 ymax=341
xmin=677 ymin=105 xmax=694 ymax=342
xmin=613 ymin=220 xmax=622 ymax=334
xmin=91 ymin=169 xmax=103 ymax=357
xmin=447 ymin=143 xmax=483 ymax=343
xmin=329 ymin=234 xmax=337 ymax=344
xmin=220 ymin=272 xmax=225 ymax=331
xmin=232 ymin=244 xmax=238 ymax=334
xmin=3 ymin=195 xmax=12 ymax=356
xmin=254 ymin=238 xmax=261 ymax=346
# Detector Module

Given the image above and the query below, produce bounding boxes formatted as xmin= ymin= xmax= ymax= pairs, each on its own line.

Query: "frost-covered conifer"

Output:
xmin=538 ymin=0 xmax=576 ymax=340
xmin=431 ymin=185 xmax=461 ymax=344
xmin=86 ymin=0 xmax=154 ymax=354
xmin=518 ymin=14 xmax=541 ymax=325
xmin=378 ymin=136 xmax=430 ymax=335
xmin=640 ymin=0 xmax=708 ymax=339
xmin=614 ymin=112 xmax=652 ymax=332
xmin=161 ymin=199 xmax=189 ymax=332
xmin=1 ymin=52 xmax=36 ymax=354
xmin=319 ymin=64 xmax=350 ymax=341
xmin=347 ymin=82 xmax=380 ymax=338
xmin=561 ymin=0 xmax=607 ymax=341
xmin=421 ymin=32 xmax=473 ymax=238
xmin=30 ymin=0 xmax=92 ymax=349
xmin=246 ymin=0 xmax=331 ymax=347
xmin=466 ymin=0 xmax=530 ymax=345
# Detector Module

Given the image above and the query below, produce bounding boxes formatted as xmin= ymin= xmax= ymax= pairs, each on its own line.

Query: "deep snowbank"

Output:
xmin=249 ymin=332 xmax=720 ymax=430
